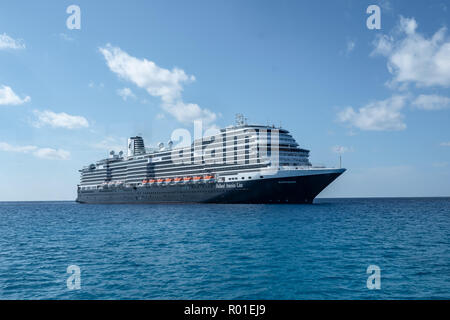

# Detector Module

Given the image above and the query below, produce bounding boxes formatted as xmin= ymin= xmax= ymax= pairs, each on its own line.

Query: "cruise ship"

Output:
xmin=76 ymin=116 xmax=345 ymax=204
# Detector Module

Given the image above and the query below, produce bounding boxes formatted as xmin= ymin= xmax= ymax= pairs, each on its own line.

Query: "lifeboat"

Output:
xmin=193 ymin=176 xmax=203 ymax=183
xmin=204 ymin=175 xmax=215 ymax=182
xmin=142 ymin=179 xmax=148 ymax=184
xmin=183 ymin=176 xmax=192 ymax=183
xmin=148 ymin=179 xmax=156 ymax=184
xmin=164 ymin=178 xmax=173 ymax=184
xmin=157 ymin=178 xmax=164 ymax=184
xmin=174 ymin=177 xmax=183 ymax=183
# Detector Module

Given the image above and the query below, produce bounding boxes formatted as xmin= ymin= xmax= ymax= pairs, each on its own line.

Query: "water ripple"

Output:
xmin=0 ymin=198 xmax=449 ymax=299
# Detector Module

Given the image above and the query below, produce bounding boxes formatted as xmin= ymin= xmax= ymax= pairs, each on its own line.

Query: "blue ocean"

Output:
xmin=0 ymin=198 xmax=449 ymax=299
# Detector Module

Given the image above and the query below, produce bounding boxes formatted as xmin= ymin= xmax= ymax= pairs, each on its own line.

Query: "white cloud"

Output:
xmin=91 ymin=137 xmax=126 ymax=152
xmin=33 ymin=110 xmax=89 ymax=129
xmin=0 ymin=85 xmax=30 ymax=105
xmin=346 ymin=40 xmax=356 ymax=55
xmin=59 ymin=33 xmax=74 ymax=42
xmin=432 ymin=161 xmax=448 ymax=167
xmin=117 ymin=87 xmax=136 ymax=101
xmin=372 ymin=16 xmax=450 ymax=87
xmin=440 ymin=142 xmax=450 ymax=147
xmin=0 ymin=33 xmax=25 ymax=50
xmin=0 ymin=142 xmax=37 ymax=153
xmin=33 ymin=148 xmax=70 ymax=160
xmin=88 ymin=81 xmax=104 ymax=89
xmin=163 ymin=101 xmax=217 ymax=125
xmin=0 ymin=142 xmax=70 ymax=160
xmin=412 ymin=94 xmax=450 ymax=110
xmin=379 ymin=0 xmax=393 ymax=12
xmin=337 ymin=95 xmax=407 ymax=131
xmin=99 ymin=44 xmax=217 ymax=125
xmin=371 ymin=34 xmax=394 ymax=56
xmin=399 ymin=16 xmax=418 ymax=35
xmin=331 ymin=145 xmax=353 ymax=154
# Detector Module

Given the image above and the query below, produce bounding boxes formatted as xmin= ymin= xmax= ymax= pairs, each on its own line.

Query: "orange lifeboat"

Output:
xmin=204 ymin=175 xmax=215 ymax=182
xmin=157 ymin=178 xmax=164 ymax=184
xmin=183 ymin=176 xmax=192 ymax=183
xmin=148 ymin=179 xmax=156 ymax=184
xmin=193 ymin=176 xmax=203 ymax=183
xmin=164 ymin=178 xmax=173 ymax=184
xmin=174 ymin=177 xmax=183 ymax=183
xmin=142 ymin=179 xmax=148 ymax=184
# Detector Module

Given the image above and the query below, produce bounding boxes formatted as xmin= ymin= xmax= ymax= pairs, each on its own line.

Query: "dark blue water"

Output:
xmin=0 ymin=198 xmax=449 ymax=299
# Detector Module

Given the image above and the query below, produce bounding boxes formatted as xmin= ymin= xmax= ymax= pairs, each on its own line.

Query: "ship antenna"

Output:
xmin=235 ymin=113 xmax=247 ymax=126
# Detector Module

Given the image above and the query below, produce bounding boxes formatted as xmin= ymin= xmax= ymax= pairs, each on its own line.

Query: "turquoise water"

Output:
xmin=0 ymin=198 xmax=449 ymax=299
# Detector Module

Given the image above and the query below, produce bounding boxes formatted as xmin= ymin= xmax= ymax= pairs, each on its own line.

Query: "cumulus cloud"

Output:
xmin=440 ymin=142 xmax=450 ymax=147
xmin=332 ymin=145 xmax=353 ymax=154
xmin=379 ymin=0 xmax=393 ymax=12
xmin=33 ymin=148 xmax=70 ymax=160
xmin=0 ymin=142 xmax=37 ymax=153
xmin=346 ymin=39 xmax=356 ymax=55
xmin=0 ymin=33 xmax=25 ymax=50
xmin=88 ymin=81 xmax=104 ymax=89
xmin=91 ymin=136 xmax=126 ymax=152
xmin=337 ymin=95 xmax=407 ymax=131
xmin=59 ymin=33 xmax=74 ymax=42
xmin=372 ymin=16 xmax=450 ymax=88
xmin=33 ymin=110 xmax=89 ymax=129
xmin=412 ymin=94 xmax=450 ymax=110
xmin=155 ymin=113 xmax=165 ymax=120
xmin=117 ymin=87 xmax=136 ymax=101
xmin=0 ymin=142 xmax=70 ymax=160
xmin=0 ymin=85 xmax=30 ymax=105
xmin=99 ymin=44 xmax=217 ymax=125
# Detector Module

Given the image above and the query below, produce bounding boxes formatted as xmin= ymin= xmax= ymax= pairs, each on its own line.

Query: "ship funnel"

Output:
xmin=127 ymin=136 xmax=146 ymax=156
xmin=158 ymin=142 xmax=164 ymax=150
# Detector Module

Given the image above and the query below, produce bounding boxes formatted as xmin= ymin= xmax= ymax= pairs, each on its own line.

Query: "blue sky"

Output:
xmin=0 ymin=0 xmax=449 ymax=200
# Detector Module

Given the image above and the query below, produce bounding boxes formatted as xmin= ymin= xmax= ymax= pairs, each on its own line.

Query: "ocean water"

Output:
xmin=0 ymin=198 xmax=449 ymax=300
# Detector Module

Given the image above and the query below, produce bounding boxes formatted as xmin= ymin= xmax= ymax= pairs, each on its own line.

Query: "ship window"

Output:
xmin=260 ymin=176 xmax=263 ymax=178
